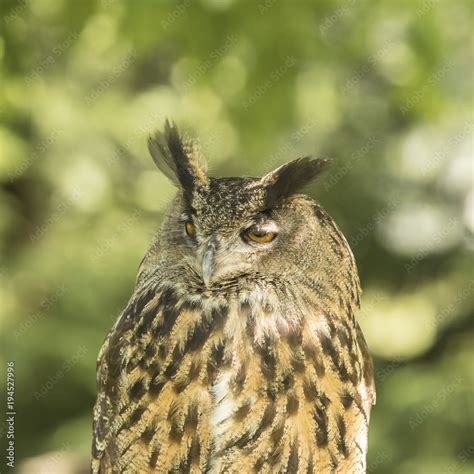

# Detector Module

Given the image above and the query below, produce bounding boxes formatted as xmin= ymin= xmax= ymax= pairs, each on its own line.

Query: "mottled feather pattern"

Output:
xmin=92 ymin=122 xmax=375 ymax=473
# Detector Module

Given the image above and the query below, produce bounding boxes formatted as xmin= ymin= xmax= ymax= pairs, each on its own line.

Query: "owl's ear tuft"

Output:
xmin=261 ymin=157 xmax=331 ymax=206
xmin=148 ymin=120 xmax=208 ymax=192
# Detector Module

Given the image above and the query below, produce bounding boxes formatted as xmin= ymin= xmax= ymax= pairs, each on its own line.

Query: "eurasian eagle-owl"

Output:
xmin=91 ymin=121 xmax=375 ymax=473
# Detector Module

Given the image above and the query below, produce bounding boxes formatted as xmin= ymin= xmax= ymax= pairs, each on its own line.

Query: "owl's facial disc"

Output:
xmin=195 ymin=217 xmax=279 ymax=288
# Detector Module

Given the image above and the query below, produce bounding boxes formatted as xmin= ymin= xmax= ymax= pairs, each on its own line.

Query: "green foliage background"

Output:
xmin=0 ymin=0 xmax=473 ymax=472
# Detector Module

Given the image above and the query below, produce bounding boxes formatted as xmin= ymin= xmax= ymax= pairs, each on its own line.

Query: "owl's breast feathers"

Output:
xmin=92 ymin=277 xmax=375 ymax=473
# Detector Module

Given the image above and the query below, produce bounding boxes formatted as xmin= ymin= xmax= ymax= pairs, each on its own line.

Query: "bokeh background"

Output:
xmin=0 ymin=0 xmax=473 ymax=472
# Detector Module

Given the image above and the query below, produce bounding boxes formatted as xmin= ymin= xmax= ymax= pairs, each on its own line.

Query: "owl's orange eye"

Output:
xmin=246 ymin=230 xmax=276 ymax=244
xmin=185 ymin=222 xmax=195 ymax=237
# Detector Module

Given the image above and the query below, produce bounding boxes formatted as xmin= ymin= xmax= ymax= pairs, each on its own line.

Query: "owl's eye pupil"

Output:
xmin=245 ymin=228 xmax=277 ymax=244
xmin=185 ymin=221 xmax=195 ymax=237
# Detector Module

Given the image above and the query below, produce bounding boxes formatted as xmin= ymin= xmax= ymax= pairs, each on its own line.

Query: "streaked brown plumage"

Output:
xmin=91 ymin=121 xmax=375 ymax=473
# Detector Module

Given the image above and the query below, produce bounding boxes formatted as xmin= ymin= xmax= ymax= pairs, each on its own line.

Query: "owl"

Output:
xmin=91 ymin=121 xmax=375 ymax=473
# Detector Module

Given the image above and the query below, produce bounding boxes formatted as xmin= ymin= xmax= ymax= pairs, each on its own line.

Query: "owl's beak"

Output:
xmin=201 ymin=236 xmax=217 ymax=287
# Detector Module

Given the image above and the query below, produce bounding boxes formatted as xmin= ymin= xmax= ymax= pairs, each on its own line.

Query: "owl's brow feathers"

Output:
xmin=147 ymin=120 xmax=332 ymax=206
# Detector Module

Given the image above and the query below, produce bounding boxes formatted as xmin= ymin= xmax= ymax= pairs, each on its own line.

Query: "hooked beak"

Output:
xmin=201 ymin=236 xmax=217 ymax=287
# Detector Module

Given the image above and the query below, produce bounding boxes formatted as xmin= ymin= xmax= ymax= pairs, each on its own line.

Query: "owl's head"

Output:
xmin=144 ymin=121 xmax=357 ymax=302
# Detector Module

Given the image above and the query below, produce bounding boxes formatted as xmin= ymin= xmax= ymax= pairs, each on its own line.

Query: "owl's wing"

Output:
xmin=91 ymin=310 xmax=130 ymax=473
xmin=355 ymin=320 xmax=376 ymax=410
xmin=91 ymin=223 xmax=166 ymax=472
xmin=91 ymin=281 xmax=218 ymax=473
